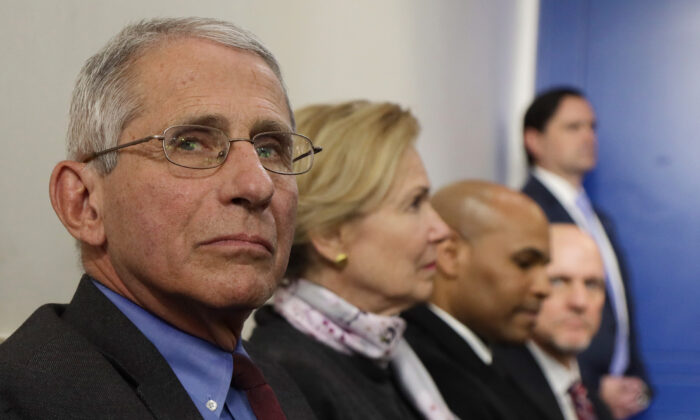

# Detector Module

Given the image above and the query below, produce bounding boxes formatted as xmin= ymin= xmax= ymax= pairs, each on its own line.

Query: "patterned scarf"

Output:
xmin=274 ymin=279 xmax=458 ymax=420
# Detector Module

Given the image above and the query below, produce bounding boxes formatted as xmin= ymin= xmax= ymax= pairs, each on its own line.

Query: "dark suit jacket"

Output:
xmin=495 ymin=344 xmax=613 ymax=420
xmin=249 ymin=305 xmax=422 ymax=420
xmin=0 ymin=276 xmax=315 ymax=420
xmin=522 ymin=174 xmax=649 ymax=396
xmin=402 ymin=304 xmax=545 ymax=420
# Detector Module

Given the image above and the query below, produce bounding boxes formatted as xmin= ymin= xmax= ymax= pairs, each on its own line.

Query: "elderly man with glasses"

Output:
xmin=0 ymin=17 xmax=320 ymax=420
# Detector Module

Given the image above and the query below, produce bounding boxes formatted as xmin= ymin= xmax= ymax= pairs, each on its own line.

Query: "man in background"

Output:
xmin=403 ymin=180 xmax=551 ymax=419
xmin=0 ymin=17 xmax=319 ymax=419
xmin=497 ymin=224 xmax=614 ymax=420
xmin=522 ymin=87 xmax=650 ymax=418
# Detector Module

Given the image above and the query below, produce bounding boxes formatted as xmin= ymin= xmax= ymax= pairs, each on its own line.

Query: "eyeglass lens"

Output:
xmin=162 ymin=126 xmax=313 ymax=173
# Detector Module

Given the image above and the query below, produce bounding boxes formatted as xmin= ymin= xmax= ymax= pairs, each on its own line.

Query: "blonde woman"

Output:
xmin=249 ymin=100 xmax=456 ymax=419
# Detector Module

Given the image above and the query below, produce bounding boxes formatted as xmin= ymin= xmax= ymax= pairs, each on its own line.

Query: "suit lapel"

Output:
xmin=63 ymin=276 xmax=203 ymax=420
xmin=403 ymin=305 xmax=492 ymax=380
xmin=494 ymin=346 xmax=565 ymax=420
xmin=522 ymin=174 xmax=576 ymax=223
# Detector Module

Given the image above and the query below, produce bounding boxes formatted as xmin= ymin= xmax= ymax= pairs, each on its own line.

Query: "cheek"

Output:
xmin=481 ymin=267 xmax=525 ymax=307
xmin=537 ymin=302 xmax=562 ymax=326
xmin=272 ymin=183 xmax=298 ymax=242
xmin=106 ymin=176 xmax=201 ymax=257
xmin=586 ymin=299 xmax=605 ymax=327
xmin=359 ymin=218 xmax=421 ymax=263
xmin=345 ymin=221 xmax=424 ymax=294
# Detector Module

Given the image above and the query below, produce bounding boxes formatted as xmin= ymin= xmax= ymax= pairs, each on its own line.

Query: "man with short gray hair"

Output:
xmin=0 ymin=17 xmax=319 ymax=419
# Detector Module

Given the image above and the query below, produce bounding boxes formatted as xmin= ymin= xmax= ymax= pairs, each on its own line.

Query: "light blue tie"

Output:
xmin=575 ymin=192 xmax=630 ymax=375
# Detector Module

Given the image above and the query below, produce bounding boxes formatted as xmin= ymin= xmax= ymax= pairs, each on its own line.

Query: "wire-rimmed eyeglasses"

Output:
xmin=82 ymin=125 xmax=322 ymax=175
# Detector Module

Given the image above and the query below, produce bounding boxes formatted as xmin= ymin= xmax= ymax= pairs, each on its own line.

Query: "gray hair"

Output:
xmin=67 ymin=17 xmax=293 ymax=173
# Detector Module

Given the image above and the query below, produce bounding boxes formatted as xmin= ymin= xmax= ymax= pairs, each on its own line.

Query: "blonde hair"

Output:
xmin=288 ymin=100 xmax=419 ymax=277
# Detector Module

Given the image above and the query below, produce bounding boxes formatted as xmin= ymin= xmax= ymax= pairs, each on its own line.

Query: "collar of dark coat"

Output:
xmin=63 ymin=275 xmax=204 ymax=420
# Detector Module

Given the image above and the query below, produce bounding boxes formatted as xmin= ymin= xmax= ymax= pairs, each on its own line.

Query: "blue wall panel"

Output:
xmin=537 ymin=1 xmax=700 ymax=418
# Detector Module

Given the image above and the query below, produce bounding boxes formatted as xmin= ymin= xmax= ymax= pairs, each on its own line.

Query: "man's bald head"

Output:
xmin=431 ymin=180 xmax=547 ymax=242
xmin=430 ymin=180 xmax=551 ymax=343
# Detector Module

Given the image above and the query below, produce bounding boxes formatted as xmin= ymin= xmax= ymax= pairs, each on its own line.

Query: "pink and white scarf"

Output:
xmin=274 ymin=279 xmax=459 ymax=420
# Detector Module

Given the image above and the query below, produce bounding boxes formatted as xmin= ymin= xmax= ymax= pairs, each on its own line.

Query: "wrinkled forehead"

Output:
xmin=129 ymin=37 xmax=293 ymax=128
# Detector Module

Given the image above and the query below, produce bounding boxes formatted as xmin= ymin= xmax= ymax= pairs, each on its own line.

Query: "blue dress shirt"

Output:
xmin=94 ymin=281 xmax=256 ymax=420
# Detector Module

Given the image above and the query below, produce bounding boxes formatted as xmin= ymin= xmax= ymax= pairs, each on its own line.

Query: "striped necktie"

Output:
xmin=568 ymin=381 xmax=597 ymax=420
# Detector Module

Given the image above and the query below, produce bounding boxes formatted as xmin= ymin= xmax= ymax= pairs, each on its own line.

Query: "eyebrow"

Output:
xmin=250 ymin=119 xmax=292 ymax=134
xmin=405 ymin=186 xmax=430 ymax=203
xmin=414 ymin=186 xmax=430 ymax=198
xmin=173 ymin=114 xmax=293 ymax=136
xmin=587 ymin=276 xmax=606 ymax=286
xmin=176 ymin=114 xmax=231 ymax=132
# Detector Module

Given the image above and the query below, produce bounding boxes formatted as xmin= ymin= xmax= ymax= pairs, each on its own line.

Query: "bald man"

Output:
xmin=403 ymin=180 xmax=551 ymax=420
xmin=497 ymin=224 xmax=616 ymax=420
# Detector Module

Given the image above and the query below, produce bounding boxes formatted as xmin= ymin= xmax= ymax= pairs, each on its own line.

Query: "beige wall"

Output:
xmin=0 ymin=0 xmax=537 ymax=339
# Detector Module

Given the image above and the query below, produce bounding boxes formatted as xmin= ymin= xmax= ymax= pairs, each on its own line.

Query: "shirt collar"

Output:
xmin=428 ymin=303 xmax=493 ymax=365
xmin=532 ymin=166 xmax=584 ymax=208
xmin=93 ymin=280 xmax=247 ymax=419
xmin=527 ymin=341 xmax=580 ymax=395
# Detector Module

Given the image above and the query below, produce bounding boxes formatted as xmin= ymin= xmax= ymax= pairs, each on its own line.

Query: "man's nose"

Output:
xmin=585 ymin=124 xmax=597 ymax=142
xmin=217 ymin=141 xmax=275 ymax=210
xmin=567 ymin=281 xmax=589 ymax=311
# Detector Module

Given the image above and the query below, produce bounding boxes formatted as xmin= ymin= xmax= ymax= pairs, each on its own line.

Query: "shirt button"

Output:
xmin=206 ymin=399 xmax=218 ymax=411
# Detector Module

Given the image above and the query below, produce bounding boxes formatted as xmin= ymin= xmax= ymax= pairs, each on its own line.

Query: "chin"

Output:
xmin=411 ymin=281 xmax=435 ymax=305
xmin=195 ymin=271 xmax=278 ymax=310
xmin=553 ymin=337 xmax=591 ymax=355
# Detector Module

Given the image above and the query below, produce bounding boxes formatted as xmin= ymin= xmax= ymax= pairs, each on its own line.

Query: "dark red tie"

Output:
xmin=568 ymin=381 xmax=597 ymax=420
xmin=231 ymin=354 xmax=287 ymax=420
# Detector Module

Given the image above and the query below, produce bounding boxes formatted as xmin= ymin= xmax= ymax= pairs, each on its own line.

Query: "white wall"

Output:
xmin=0 ymin=0 xmax=537 ymax=339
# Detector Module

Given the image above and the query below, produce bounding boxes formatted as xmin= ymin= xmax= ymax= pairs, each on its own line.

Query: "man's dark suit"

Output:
xmin=495 ymin=344 xmax=613 ymax=420
xmin=0 ymin=276 xmax=315 ymax=419
xmin=402 ymin=304 xmax=545 ymax=420
xmin=522 ymin=174 xmax=649 ymax=395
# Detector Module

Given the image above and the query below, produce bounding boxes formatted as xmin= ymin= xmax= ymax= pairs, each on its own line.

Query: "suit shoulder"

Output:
xmin=249 ymin=306 xmax=352 ymax=374
xmin=0 ymin=304 xmax=74 ymax=365
xmin=0 ymin=304 xmax=150 ymax=418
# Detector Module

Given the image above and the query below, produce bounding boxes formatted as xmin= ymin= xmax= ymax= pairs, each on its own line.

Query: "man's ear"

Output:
xmin=524 ymin=128 xmax=544 ymax=162
xmin=436 ymin=236 xmax=462 ymax=278
xmin=49 ymin=161 xmax=105 ymax=247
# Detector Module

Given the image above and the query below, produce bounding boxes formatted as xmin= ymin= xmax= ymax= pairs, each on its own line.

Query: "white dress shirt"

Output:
xmin=532 ymin=167 xmax=630 ymax=374
xmin=428 ymin=303 xmax=492 ymax=365
xmin=527 ymin=341 xmax=581 ymax=420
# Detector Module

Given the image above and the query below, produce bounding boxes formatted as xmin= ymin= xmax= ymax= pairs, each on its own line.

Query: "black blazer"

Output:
xmin=522 ymin=174 xmax=649 ymax=395
xmin=494 ymin=344 xmax=614 ymax=420
xmin=248 ymin=305 xmax=422 ymax=420
xmin=402 ymin=304 xmax=544 ymax=420
xmin=0 ymin=276 xmax=315 ymax=420
xmin=250 ymin=306 xmax=421 ymax=420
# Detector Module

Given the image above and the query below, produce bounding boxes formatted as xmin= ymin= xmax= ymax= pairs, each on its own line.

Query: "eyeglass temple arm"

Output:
xmin=82 ymin=135 xmax=164 ymax=163
xmin=293 ymin=146 xmax=323 ymax=163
